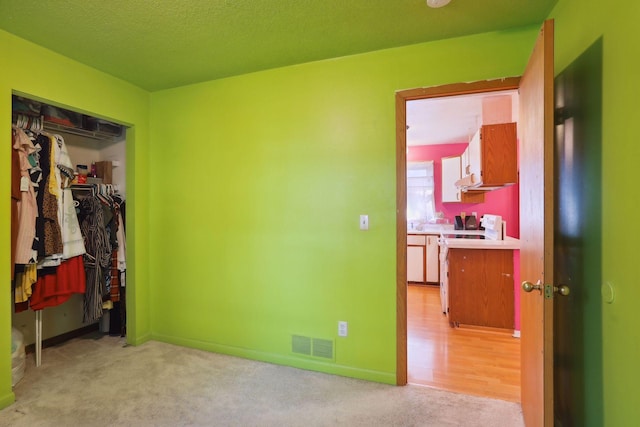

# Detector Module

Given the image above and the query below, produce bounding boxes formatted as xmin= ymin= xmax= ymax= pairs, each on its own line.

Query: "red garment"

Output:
xmin=30 ymin=256 xmax=86 ymax=311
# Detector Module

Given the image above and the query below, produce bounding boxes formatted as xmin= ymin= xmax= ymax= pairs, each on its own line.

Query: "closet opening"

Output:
xmin=10 ymin=93 xmax=129 ymax=372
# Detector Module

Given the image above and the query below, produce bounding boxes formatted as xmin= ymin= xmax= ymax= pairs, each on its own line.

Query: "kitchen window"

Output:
xmin=407 ymin=161 xmax=435 ymax=226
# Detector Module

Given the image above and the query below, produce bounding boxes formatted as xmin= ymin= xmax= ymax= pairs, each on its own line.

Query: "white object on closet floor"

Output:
xmin=35 ymin=310 xmax=42 ymax=367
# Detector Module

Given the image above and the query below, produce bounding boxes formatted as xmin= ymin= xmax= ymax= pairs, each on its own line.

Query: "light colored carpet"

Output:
xmin=1 ymin=333 xmax=524 ymax=426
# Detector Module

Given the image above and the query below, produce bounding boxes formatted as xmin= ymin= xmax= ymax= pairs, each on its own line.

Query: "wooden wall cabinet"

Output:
xmin=466 ymin=122 xmax=518 ymax=190
xmin=447 ymin=248 xmax=514 ymax=329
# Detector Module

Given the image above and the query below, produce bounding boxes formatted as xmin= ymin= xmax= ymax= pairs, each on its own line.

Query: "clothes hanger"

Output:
xmin=96 ymin=184 xmax=111 ymax=206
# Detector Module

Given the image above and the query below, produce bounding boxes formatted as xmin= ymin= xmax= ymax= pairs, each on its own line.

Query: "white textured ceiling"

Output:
xmin=406 ymin=90 xmax=519 ymax=146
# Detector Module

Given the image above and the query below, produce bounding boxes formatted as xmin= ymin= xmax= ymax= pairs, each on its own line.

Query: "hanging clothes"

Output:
xmin=32 ymin=133 xmax=64 ymax=259
xmin=116 ymin=203 xmax=126 ymax=271
xmin=109 ymin=198 xmax=127 ymax=336
xmin=11 ymin=130 xmax=21 ymax=280
xmin=12 ymin=127 xmax=38 ymax=266
xmin=55 ymin=135 xmax=86 ymax=260
xmin=79 ymin=195 xmax=112 ymax=323
xmin=107 ymin=199 xmax=125 ymax=304
xmin=29 ymin=255 xmax=86 ymax=310
xmin=14 ymin=264 xmax=37 ymax=304
xmin=11 ymin=125 xmax=87 ymax=314
xmin=11 ymin=106 xmax=126 ymax=340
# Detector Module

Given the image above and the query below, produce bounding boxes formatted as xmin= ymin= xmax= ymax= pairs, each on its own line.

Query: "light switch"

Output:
xmin=360 ymin=215 xmax=369 ymax=230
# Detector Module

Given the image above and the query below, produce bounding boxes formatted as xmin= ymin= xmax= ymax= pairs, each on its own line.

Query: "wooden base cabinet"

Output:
xmin=447 ymin=248 xmax=514 ymax=329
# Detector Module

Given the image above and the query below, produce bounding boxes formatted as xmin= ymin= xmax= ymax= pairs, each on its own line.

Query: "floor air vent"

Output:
xmin=312 ymin=338 xmax=333 ymax=359
xmin=292 ymin=335 xmax=312 ymax=356
xmin=291 ymin=335 xmax=334 ymax=360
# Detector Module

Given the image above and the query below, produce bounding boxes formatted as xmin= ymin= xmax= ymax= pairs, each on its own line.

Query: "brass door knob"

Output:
xmin=522 ymin=281 xmax=571 ymax=297
xmin=522 ymin=281 xmax=542 ymax=292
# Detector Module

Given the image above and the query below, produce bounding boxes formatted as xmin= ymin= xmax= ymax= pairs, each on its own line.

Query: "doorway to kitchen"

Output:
xmin=396 ymin=79 xmax=523 ymax=402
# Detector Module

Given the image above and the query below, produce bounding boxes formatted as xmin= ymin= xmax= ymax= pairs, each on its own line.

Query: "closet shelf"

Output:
xmin=12 ymin=96 xmax=124 ymax=142
xmin=43 ymin=122 xmax=122 ymax=142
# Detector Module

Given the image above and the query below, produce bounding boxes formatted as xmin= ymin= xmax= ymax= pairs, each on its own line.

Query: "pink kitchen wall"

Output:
xmin=407 ymin=143 xmax=520 ymax=238
xmin=408 ymin=142 xmax=522 ymax=331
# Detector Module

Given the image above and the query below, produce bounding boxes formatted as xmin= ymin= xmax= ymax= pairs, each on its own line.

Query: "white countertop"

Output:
xmin=407 ymin=224 xmax=454 ymax=234
xmin=409 ymin=227 xmax=520 ymax=250
xmin=441 ymin=235 xmax=520 ymax=250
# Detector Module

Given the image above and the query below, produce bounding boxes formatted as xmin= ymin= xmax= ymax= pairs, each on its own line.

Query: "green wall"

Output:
xmin=0 ymin=30 xmax=151 ymax=408
xmin=551 ymin=1 xmax=640 ymax=425
xmin=148 ymin=27 xmax=538 ymax=381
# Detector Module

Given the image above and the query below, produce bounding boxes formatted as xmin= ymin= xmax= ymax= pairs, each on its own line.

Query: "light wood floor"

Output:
xmin=407 ymin=284 xmax=521 ymax=402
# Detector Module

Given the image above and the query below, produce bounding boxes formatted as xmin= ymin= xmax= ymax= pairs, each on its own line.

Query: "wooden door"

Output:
xmin=519 ymin=20 xmax=555 ymax=427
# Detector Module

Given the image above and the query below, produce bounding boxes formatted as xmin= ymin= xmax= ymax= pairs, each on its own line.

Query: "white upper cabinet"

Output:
xmin=467 ymin=129 xmax=481 ymax=186
xmin=442 ymin=155 xmax=485 ymax=203
xmin=441 ymin=156 xmax=462 ymax=203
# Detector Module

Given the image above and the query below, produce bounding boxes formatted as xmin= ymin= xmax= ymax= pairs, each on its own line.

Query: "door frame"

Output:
xmin=395 ymin=77 xmax=521 ymax=385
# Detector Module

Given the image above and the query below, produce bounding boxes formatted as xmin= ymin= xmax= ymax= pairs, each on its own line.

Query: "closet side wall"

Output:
xmin=0 ymin=29 xmax=150 ymax=409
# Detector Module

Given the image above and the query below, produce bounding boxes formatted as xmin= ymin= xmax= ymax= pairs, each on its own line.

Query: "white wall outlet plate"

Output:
xmin=338 ymin=321 xmax=348 ymax=337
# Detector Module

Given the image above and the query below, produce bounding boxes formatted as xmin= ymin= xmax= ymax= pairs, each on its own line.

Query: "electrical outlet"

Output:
xmin=338 ymin=321 xmax=348 ymax=337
